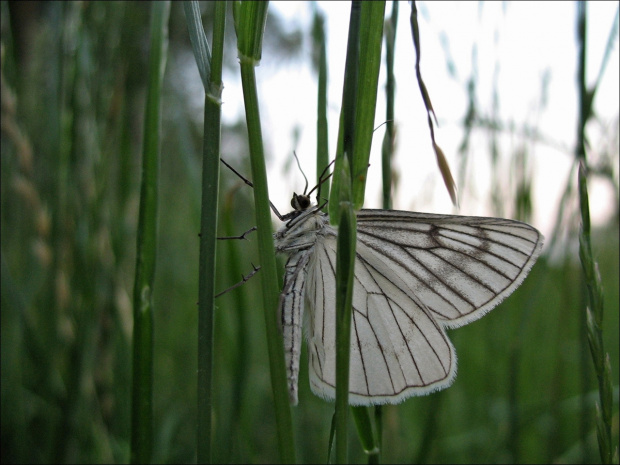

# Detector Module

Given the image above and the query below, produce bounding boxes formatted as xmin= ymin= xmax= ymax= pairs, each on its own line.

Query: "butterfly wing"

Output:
xmin=279 ymin=249 xmax=312 ymax=406
xmin=355 ymin=210 xmax=544 ymax=328
xmin=306 ymin=228 xmax=456 ymax=405
xmin=275 ymin=208 xmax=331 ymax=406
xmin=305 ymin=210 xmax=543 ymax=405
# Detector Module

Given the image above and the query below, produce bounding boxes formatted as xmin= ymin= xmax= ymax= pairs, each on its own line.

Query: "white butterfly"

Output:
xmin=274 ymin=194 xmax=543 ymax=406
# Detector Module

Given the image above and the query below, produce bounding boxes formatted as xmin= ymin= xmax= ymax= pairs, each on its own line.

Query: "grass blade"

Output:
xmin=184 ymin=1 xmax=227 ymax=462
xmin=331 ymin=3 xmax=385 ymax=462
xmin=351 ymin=1 xmax=386 ymax=209
xmin=312 ymin=6 xmax=330 ymax=199
xmin=409 ymin=1 xmax=458 ymax=206
xmin=335 ymin=159 xmax=356 ymax=464
xmin=233 ymin=3 xmax=296 ymax=462
xmin=382 ymin=0 xmax=398 ymax=211
xmin=131 ymin=2 xmax=170 ymax=463
xmin=575 ymin=3 xmax=615 ymax=463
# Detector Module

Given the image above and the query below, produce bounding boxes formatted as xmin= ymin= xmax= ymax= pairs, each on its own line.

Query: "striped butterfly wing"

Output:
xmin=306 ymin=228 xmax=456 ymax=405
xmin=280 ymin=249 xmax=312 ymax=405
xmin=305 ymin=209 xmax=543 ymax=405
xmin=276 ymin=207 xmax=328 ymax=405
xmin=354 ymin=210 xmax=544 ymax=328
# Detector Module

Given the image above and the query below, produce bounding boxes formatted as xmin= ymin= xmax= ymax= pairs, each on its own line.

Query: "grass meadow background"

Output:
xmin=1 ymin=2 xmax=618 ymax=463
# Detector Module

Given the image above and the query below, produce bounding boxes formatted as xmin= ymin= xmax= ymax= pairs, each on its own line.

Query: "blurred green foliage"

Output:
xmin=1 ymin=2 xmax=617 ymax=463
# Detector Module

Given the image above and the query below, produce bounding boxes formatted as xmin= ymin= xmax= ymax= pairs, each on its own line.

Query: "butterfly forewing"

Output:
xmin=355 ymin=211 xmax=543 ymax=328
xmin=275 ymin=208 xmax=543 ymax=406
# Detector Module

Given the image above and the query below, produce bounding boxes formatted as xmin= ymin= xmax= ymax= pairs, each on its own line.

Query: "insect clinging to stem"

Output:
xmin=222 ymin=158 xmax=544 ymax=406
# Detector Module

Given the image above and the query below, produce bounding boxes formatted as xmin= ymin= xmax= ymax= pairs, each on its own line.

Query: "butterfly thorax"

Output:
xmin=274 ymin=206 xmax=330 ymax=255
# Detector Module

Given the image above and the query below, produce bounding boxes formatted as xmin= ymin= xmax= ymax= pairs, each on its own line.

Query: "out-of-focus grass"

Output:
xmin=1 ymin=3 xmax=617 ymax=464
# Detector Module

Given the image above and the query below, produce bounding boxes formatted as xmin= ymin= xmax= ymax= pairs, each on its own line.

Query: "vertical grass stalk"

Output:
xmin=330 ymin=2 xmax=385 ymax=462
xmin=183 ymin=1 xmax=226 ymax=462
xmin=332 ymin=4 xmax=361 ymax=461
xmin=312 ymin=7 xmax=330 ymax=199
xmin=350 ymin=1 xmax=386 ymax=209
xmin=130 ymin=2 xmax=170 ymax=463
xmin=335 ymin=176 xmax=356 ymax=465
xmin=233 ymin=3 xmax=296 ymax=462
xmin=575 ymin=3 xmax=615 ymax=463
xmin=382 ymin=0 xmax=398 ymax=211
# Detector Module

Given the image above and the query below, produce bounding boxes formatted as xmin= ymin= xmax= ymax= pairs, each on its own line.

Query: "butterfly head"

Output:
xmin=291 ymin=193 xmax=312 ymax=212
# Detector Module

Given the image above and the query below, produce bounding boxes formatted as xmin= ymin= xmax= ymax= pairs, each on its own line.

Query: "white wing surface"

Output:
xmin=276 ymin=208 xmax=544 ymax=405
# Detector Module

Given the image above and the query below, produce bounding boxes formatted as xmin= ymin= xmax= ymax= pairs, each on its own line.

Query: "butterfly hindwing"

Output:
xmin=306 ymin=228 xmax=456 ymax=405
xmin=279 ymin=249 xmax=312 ymax=406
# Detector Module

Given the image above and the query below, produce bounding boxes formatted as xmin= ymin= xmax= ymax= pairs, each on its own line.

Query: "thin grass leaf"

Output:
xmin=131 ymin=3 xmax=170 ymax=463
xmin=382 ymin=0 xmax=398 ymax=211
xmin=350 ymin=1 xmax=386 ymax=209
xmin=312 ymin=6 xmax=330 ymax=201
xmin=349 ymin=5 xmax=384 ymax=460
xmin=183 ymin=1 xmax=211 ymax=91
xmin=329 ymin=113 xmax=347 ymax=225
xmin=590 ymin=6 xmax=619 ymax=108
xmin=327 ymin=411 xmax=337 ymax=463
xmin=433 ymin=142 xmax=458 ymax=207
xmin=409 ymin=1 xmax=458 ymax=206
xmin=210 ymin=2 xmax=226 ymax=98
xmin=329 ymin=0 xmax=385 ymax=215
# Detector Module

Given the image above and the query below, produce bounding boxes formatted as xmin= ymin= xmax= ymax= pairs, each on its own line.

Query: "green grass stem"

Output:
xmin=576 ymin=3 xmax=615 ymax=463
xmin=382 ymin=0 xmax=398 ymax=211
xmin=130 ymin=2 xmax=170 ymax=463
xmin=233 ymin=3 xmax=296 ymax=462
xmin=350 ymin=1 xmax=386 ymax=209
xmin=183 ymin=1 xmax=227 ymax=462
xmin=312 ymin=7 xmax=330 ymax=198
xmin=332 ymin=4 xmax=361 ymax=461
xmin=335 ymin=160 xmax=356 ymax=464
xmin=330 ymin=2 xmax=385 ymax=462
xmin=351 ymin=406 xmax=379 ymax=463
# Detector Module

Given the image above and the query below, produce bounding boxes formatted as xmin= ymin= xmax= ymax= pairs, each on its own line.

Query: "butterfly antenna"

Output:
xmin=292 ymin=151 xmax=309 ymax=195
xmin=308 ymin=160 xmax=335 ymax=204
